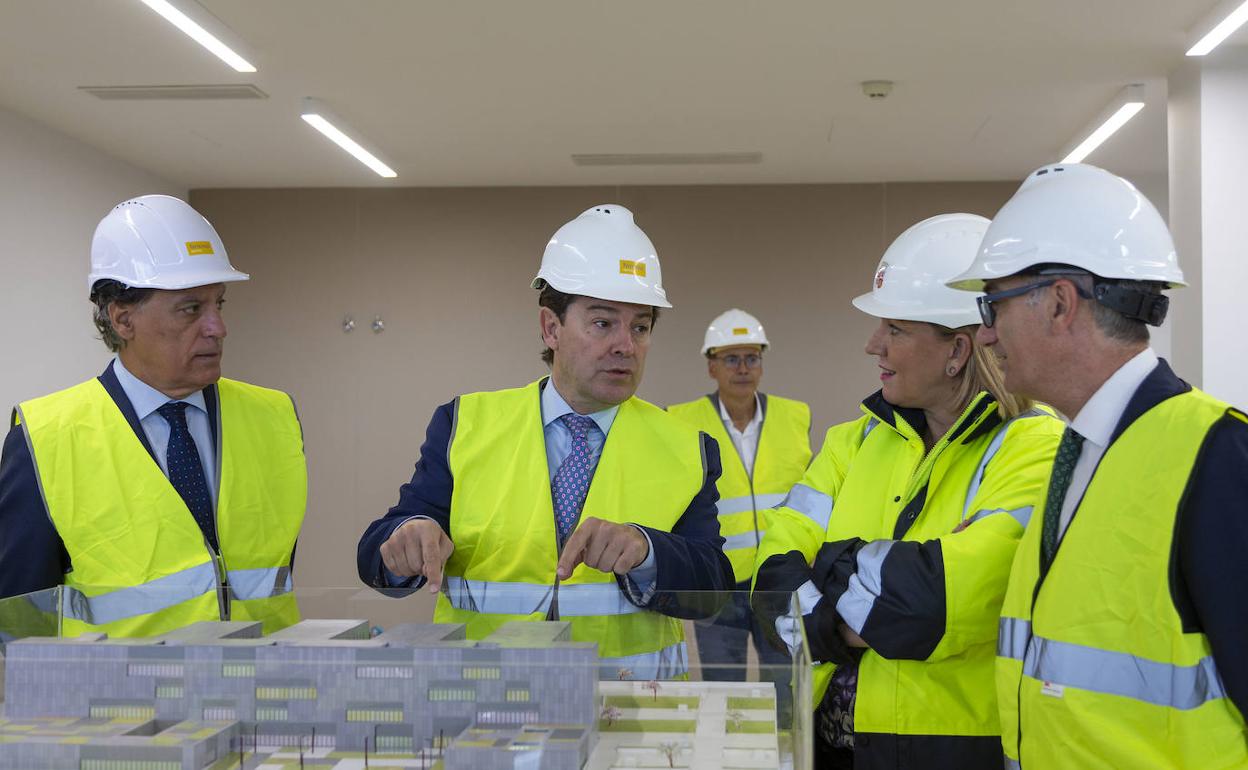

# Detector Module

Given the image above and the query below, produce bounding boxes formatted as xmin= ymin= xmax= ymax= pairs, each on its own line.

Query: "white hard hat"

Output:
xmin=852 ymin=213 xmax=989 ymax=328
xmin=89 ymin=195 xmax=249 ymax=293
xmin=947 ymin=163 xmax=1185 ymax=291
xmin=703 ymin=308 xmax=769 ymax=355
xmin=532 ymin=204 xmax=671 ymax=308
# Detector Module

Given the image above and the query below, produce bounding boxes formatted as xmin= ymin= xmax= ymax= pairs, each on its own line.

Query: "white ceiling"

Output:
xmin=0 ymin=0 xmax=1230 ymax=188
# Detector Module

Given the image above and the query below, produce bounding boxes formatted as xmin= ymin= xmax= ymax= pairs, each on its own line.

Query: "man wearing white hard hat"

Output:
xmin=668 ymin=310 xmax=811 ymax=696
xmin=0 ymin=195 xmax=306 ymax=637
xmin=357 ymin=205 xmax=734 ymax=680
xmin=754 ymin=214 xmax=1061 ymax=769
xmin=946 ymin=164 xmax=1248 ymax=769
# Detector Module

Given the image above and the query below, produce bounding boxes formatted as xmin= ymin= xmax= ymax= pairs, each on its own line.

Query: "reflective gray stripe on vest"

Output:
xmin=444 ymin=577 xmax=643 ymax=617
xmin=962 ymin=408 xmax=1046 ymax=520
xmin=600 ymin=640 xmax=688 ymax=681
xmin=776 ymin=580 xmax=824 ymax=659
xmin=863 ymin=418 xmax=879 ymax=440
xmin=61 ymin=561 xmax=219 ymax=625
xmin=715 ymin=492 xmax=787 ymax=518
xmin=780 ymin=484 xmax=833 ymax=530
xmin=961 ymin=506 xmax=1034 ymax=531
xmin=998 ymin=616 xmax=1031 ymax=661
xmin=228 ymin=565 xmax=292 ymax=602
xmin=835 ymin=540 xmax=894 ymax=634
xmin=722 ymin=531 xmax=762 ymax=552
xmin=1018 ymin=626 xmax=1229 ymax=711
xmin=1005 ymin=757 xmax=1022 ymax=770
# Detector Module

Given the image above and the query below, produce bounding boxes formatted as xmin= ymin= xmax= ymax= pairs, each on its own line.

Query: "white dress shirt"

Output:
xmin=112 ymin=357 xmax=217 ymax=507
xmin=1057 ymin=348 xmax=1159 ymax=536
xmin=718 ymin=392 xmax=763 ymax=476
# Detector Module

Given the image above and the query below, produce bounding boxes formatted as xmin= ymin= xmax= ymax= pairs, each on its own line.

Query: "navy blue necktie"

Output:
xmin=157 ymin=401 xmax=218 ymax=552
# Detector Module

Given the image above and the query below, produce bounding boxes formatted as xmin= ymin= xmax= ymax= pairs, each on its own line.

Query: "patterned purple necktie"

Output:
xmin=552 ymin=413 xmax=597 ymax=545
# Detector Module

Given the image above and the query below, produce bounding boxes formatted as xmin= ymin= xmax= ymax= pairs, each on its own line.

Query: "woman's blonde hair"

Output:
xmin=936 ymin=324 xmax=1033 ymax=420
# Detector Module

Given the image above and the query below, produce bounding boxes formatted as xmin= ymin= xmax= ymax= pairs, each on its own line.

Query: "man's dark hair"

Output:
xmin=90 ymin=280 xmax=155 ymax=352
xmin=537 ymin=284 xmax=660 ymax=365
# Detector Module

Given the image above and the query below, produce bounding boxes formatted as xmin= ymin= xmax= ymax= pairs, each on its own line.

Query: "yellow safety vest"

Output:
xmin=757 ymin=392 xmax=1062 ymax=739
xmin=16 ymin=377 xmax=306 ymax=638
xmin=997 ymin=389 xmax=1248 ymax=769
xmin=668 ymin=394 xmax=811 ymax=582
xmin=435 ymin=379 xmax=707 ymax=679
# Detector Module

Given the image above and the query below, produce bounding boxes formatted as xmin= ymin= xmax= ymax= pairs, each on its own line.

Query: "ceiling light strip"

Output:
xmin=300 ymin=99 xmax=397 ymax=179
xmin=1187 ymin=0 xmax=1248 ymax=56
xmin=1059 ymin=85 xmax=1146 ymax=164
xmin=137 ymin=0 xmax=256 ymax=72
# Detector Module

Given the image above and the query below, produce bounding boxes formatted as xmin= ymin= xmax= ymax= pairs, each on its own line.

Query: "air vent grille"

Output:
xmin=572 ymin=152 xmax=762 ymax=166
xmin=79 ymin=84 xmax=268 ymax=100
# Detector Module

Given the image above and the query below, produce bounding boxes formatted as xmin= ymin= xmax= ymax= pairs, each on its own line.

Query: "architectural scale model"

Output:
xmin=0 ymin=619 xmax=787 ymax=769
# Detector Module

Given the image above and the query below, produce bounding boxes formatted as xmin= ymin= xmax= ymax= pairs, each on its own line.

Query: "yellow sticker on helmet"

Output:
xmin=186 ymin=241 xmax=214 ymax=256
xmin=619 ymin=259 xmax=646 ymax=277
xmin=732 ymin=327 xmax=750 ymax=335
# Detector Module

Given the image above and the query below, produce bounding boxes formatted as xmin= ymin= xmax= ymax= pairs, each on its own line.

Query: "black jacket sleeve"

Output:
xmin=356 ymin=400 xmax=455 ymax=592
xmin=0 ymin=422 xmax=69 ymax=600
xmin=1176 ymin=410 xmax=1248 ymax=716
xmin=635 ymin=433 xmax=736 ymax=619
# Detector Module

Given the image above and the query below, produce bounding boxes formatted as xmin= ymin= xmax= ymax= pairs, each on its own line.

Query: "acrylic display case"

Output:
xmin=0 ymin=586 xmax=813 ymax=769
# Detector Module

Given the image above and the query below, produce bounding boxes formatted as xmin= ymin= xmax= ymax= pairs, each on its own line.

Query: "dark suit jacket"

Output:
xmin=356 ymin=393 xmax=736 ymax=619
xmin=0 ymin=362 xmax=225 ymax=599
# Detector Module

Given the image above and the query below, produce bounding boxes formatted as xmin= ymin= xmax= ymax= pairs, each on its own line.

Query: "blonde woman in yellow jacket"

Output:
xmin=754 ymin=214 xmax=1062 ymax=770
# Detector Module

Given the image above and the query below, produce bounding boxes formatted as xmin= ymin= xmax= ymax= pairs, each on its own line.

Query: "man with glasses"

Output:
xmin=668 ymin=309 xmax=811 ymax=705
xmin=948 ymin=163 xmax=1248 ymax=769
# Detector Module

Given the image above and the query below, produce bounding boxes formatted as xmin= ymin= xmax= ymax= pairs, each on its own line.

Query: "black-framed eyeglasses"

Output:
xmin=977 ymin=277 xmax=1091 ymax=328
xmin=716 ymin=353 xmax=762 ymax=369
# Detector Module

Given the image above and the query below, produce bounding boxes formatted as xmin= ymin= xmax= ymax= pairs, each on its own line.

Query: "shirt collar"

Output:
xmin=1068 ymin=348 xmax=1159 ymax=447
xmin=112 ymin=356 xmax=208 ymax=421
xmin=718 ymin=392 xmax=763 ymax=433
xmin=540 ymin=376 xmax=619 ymax=436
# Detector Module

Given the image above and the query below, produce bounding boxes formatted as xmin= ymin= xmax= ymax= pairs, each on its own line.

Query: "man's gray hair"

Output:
xmin=1025 ymin=272 xmax=1155 ymax=345
xmin=89 ymin=280 xmax=154 ymax=352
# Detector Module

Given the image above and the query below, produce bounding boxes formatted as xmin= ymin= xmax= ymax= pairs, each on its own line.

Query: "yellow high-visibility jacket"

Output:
xmin=16 ymin=376 xmax=306 ymax=637
xmin=668 ymin=393 xmax=811 ymax=582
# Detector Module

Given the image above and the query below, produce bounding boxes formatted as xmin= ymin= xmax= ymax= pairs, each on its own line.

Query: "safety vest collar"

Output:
xmin=859 ymin=389 xmax=1000 ymax=447
xmin=1108 ymin=357 xmax=1189 ymax=444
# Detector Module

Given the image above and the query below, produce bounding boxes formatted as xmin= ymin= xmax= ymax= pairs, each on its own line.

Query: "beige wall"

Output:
xmin=0 ymin=104 xmax=184 ymax=413
xmin=190 ymin=182 xmax=1015 ymax=588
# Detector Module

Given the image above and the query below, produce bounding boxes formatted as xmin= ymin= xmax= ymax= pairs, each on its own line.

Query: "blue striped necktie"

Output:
xmin=156 ymin=401 xmax=218 ymax=552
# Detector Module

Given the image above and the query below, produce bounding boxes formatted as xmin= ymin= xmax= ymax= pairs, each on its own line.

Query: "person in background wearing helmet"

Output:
xmin=668 ymin=309 xmax=811 ymax=710
xmin=947 ymin=164 xmax=1248 ymax=769
xmin=753 ymin=214 xmax=1063 ymax=770
xmin=356 ymin=205 xmax=734 ymax=680
xmin=0 ymin=195 xmax=306 ymax=637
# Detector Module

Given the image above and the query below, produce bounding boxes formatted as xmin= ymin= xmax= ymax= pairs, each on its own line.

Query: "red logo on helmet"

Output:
xmin=875 ymin=262 xmax=889 ymax=289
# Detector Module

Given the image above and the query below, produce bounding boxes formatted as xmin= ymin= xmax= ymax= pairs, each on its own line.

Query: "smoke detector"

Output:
xmin=861 ymin=80 xmax=894 ymax=100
